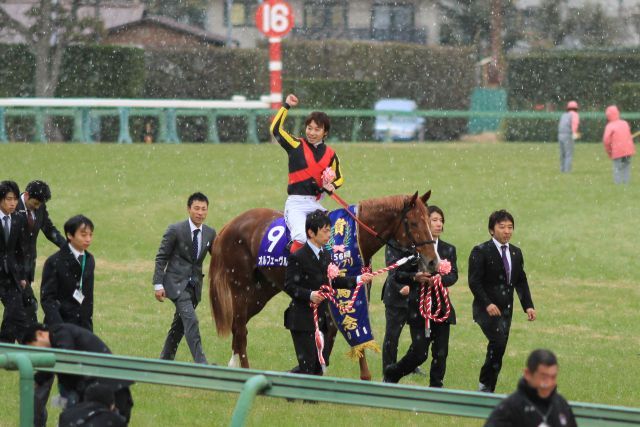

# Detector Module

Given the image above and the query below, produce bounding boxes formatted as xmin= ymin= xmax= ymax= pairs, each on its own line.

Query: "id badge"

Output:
xmin=73 ymin=288 xmax=85 ymax=304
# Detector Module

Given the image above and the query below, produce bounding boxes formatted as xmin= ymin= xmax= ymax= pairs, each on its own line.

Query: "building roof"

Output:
xmin=107 ymin=15 xmax=234 ymax=47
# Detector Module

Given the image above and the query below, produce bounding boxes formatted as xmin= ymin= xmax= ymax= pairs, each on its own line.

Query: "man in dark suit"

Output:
xmin=17 ymin=180 xmax=66 ymax=323
xmin=40 ymin=215 xmax=95 ymax=331
xmin=0 ymin=180 xmax=29 ymax=343
xmin=284 ymin=209 xmax=373 ymax=375
xmin=383 ymin=205 xmax=458 ymax=387
xmin=469 ymin=209 xmax=536 ymax=393
xmin=58 ymin=383 xmax=127 ymax=427
xmin=153 ymin=192 xmax=216 ymax=364
xmin=21 ymin=322 xmax=134 ymax=423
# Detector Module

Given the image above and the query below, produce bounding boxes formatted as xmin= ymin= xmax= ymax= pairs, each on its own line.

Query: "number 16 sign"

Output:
xmin=255 ymin=0 xmax=294 ymax=109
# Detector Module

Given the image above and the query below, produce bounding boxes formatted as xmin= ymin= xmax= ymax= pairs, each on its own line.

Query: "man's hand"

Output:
xmin=526 ymin=308 xmax=536 ymax=321
xmin=360 ymin=272 xmax=373 ymax=284
xmin=19 ymin=280 xmax=27 ymax=289
xmin=399 ymin=285 xmax=410 ymax=296
xmin=310 ymin=291 xmax=325 ymax=305
xmin=414 ymin=272 xmax=430 ymax=284
xmin=285 ymin=94 xmax=299 ymax=107
xmin=155 ymin=289 xmax=165 ymax=302
xmin=486 ymin=303 xmax=501 ymax=317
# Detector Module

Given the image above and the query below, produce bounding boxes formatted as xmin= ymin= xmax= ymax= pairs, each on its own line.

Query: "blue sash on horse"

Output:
xmin=257 ymin=206 xmax=380 ymax=359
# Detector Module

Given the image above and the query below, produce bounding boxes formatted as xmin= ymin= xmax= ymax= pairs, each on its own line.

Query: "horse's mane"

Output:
xmin=359 ymin=194 xmax=407 ymax=214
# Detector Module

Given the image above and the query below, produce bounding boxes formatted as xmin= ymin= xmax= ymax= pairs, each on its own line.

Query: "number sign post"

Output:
xmin=255 ymin=0 xmax=294 ymax=110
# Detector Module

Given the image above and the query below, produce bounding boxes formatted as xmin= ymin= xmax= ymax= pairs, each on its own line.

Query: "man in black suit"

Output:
xmin=21 ymin=322 xmax=134 ymax=423
xmin=40 ymin=215 xmax=95 ymax=331
xmin=153 ymin=192 xmax=216 ymax=364
xmin=17 ymin=180 xmax=66 ymax=324
xmin=383 ymin=205 xmax=458 ymax=387
xmin=469 ymin=209 xmax=536 ymax=393
xmin=58 ymin=383 xmax=126 ymax=427
xmin=284 ymin=209 xmax=373 ymax=375
xmin=0 ymin=180 xmax=29 ymax=343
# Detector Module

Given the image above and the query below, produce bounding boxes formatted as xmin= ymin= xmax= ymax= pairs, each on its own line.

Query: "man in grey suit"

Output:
xmin=153 ymin=192 xmax=216 ymax=364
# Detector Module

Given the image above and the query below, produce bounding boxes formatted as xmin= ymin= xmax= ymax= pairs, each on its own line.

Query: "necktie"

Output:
xmin=500 ymin=245 xmax=510 ymax=284
xmin=192 ymin=229 xmax=200 ymax=261
xmin=78 ymin=254 xmax=84 ymax=265
xmin=318 ymin=249 xmax=323 ymax=260
xmin=2 ymin=216 xmax=9 ymax=243
xmin=27 ymin=211 xmax=35 ymax=231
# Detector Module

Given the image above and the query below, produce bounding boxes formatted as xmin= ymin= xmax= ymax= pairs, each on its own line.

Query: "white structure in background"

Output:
xmin=205 ymin=0 xmax=442 ymax=48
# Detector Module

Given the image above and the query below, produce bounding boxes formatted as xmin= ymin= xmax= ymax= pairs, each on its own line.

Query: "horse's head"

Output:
xmin=392 ymin=190 xmax=439 ymax=273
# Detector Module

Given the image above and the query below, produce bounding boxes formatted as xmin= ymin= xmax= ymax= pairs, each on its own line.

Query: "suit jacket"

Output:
xmin=18 ymin=196 xmax=66 ymax=282
xmin=468 ymin=240 xmax=534 ymax=321
xmin=37 ymin=323 xmax=132 ymax=395
xmin=382 ymin=239 xmax=458 ymax=324
xmin=0 ymin=211 xmax=27 ymax=286
xmin=40 ymin=244 xmax=95 ymax=331
xmin=284 ymin=243 xmax=356 ymax=332
xmin=152 ymin=220 xmax=216 ymax=302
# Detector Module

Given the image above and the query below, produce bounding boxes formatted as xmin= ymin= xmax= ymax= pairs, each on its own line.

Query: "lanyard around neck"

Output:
xmin=78 ymin=254 xmax=86 ymax=291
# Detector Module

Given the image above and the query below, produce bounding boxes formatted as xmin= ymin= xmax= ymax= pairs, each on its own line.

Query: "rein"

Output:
xmin=328 ymin=191 xmax=436 ymax=253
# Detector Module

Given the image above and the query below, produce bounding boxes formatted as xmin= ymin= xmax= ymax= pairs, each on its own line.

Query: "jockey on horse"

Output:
xmin=270 ymin=93 xmax=343 ymax=253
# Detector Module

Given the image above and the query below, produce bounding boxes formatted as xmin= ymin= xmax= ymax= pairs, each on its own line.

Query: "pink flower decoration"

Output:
xmin=322 ymin=167 xmax=336 ymax=185
xmin=437 ymin=259 xmax=452 ymax=275
xmin=332 ymin=244 xmax=345 ymax=253
xmin=327 ymin=263 xmax=340 ymax=280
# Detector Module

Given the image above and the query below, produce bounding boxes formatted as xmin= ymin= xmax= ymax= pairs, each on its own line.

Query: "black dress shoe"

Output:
xmin=383 ymin=364 xmax=401 ymax=383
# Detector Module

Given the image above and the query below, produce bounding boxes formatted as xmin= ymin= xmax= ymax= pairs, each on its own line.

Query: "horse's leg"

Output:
xmin=229 ymin=291 xmax=250 ymax=368
xmin=359 ymin=352 xmax=372 ymax=381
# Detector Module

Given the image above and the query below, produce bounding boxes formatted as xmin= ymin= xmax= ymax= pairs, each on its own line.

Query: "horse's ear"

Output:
xmin=420 ymin=190 xmax=431 ymax=205
xmin=409 ymin=191 xmax=419 ymax=206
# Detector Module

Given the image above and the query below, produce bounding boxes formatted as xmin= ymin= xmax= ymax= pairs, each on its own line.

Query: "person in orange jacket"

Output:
xmin=603 ymin=105 xmax=636 ymax=184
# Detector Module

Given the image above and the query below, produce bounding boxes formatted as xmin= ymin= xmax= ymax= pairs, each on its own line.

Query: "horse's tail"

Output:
xmin=209 ymin=224 xmax=234 ymax=337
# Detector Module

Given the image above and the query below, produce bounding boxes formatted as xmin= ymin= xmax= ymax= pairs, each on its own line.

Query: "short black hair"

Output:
xmin=0 ymin=180 xmax=20 ymax=201
xmin=527 ymin=349 xmax=558 ymax=373
xmin=488 ymin=209 xmax=514 ymax=230
xmin=84 ymin=383 xmax=115 ymax=408
xmin=188 ymin=192 xmax=209 ymax=207
xmin=304 ymin=111 xmax=331 ymax=135
xmin=64 ymin=215 xmax=94 ymax=240
xmin=428 ymin=205 xmax=445 ymax=223
xmin=305 ymin=209 xmax=331 ymax=237
xmin=20 ymin=322 xmax=47 ymax=344
xmin=25 ymin=180 xmax=52 ymax=203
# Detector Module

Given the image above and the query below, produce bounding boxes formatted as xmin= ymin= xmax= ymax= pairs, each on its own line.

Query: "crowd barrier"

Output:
xmin=1 ymin=343 xmax=639 ymax=427
xmin=3 ymin=98 xmax=640 ymax=144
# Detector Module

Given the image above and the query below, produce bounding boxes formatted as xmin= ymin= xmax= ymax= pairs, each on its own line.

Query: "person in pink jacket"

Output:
xmin=603 ymin=105 xmax=636 ymax=184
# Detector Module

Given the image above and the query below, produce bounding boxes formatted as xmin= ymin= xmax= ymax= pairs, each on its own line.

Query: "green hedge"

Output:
xmin=143 ymin=41 xmax=474 ymax=141
xmin=502 ymin=117 xmax=607 ymax=142
xmin=0 ymin=44 xmax=34 ymax=97
xmin=1 ymin=41 xmax=475 ymax=142
xmin=143 ymin=47 xmax=268 ymax=142
xmin=283 ymin=78 xmax=377 ymax=141
xmin=282 ymin=40 xmax=475 ymax=140
xmin=611 ymin=82 xmax=640 ymax=111
xmin=507 ymin=51 xmax=640 ymax=111
xmin=0 ymin=44 xmax=145 ymax=141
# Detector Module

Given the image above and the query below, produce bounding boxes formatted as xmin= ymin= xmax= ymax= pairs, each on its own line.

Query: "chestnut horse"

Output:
xmin=208 ymin=190 xmax=439 ymax=379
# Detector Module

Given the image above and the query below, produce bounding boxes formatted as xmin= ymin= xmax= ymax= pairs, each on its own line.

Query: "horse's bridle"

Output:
xmin=379 ymin=202 xmax=437 ymax=254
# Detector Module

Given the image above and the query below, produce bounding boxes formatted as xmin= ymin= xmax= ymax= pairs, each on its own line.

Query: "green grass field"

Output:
xmin=1 ymin=141 xmax=639 ymax=426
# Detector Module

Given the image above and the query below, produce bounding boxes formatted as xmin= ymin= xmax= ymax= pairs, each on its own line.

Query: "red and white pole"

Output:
xmin=269 ymin=37 xmax=283 ymax=110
